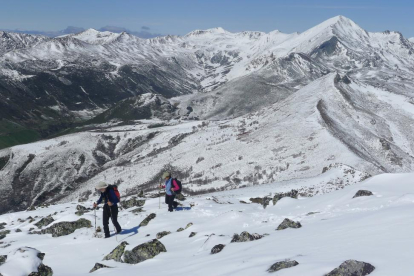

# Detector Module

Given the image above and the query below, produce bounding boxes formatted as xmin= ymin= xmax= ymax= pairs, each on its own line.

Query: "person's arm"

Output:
xmin=96 ymin=193 xmax=103 ymax=205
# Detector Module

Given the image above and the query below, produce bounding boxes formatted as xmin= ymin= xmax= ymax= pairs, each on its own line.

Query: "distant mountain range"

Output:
xmin=1 ymin=16 xmax=414 ymax=214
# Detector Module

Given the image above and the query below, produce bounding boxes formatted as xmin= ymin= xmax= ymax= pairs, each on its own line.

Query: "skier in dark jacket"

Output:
xmin=93 ymin=182 xmax=122 ymax=238
xmin=159 ymin=172 xmax=179 ymax=212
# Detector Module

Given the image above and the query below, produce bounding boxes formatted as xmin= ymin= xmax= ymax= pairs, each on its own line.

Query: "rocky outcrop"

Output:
xmin=9 ymin=247 xmax=53 ymax=276
xmin=34 ymin=216 xmax=55 ymax=228
xmin=36 ymin=218 xmax=91 ymax=237
xmin=177 ymin=227 xmax=184 ymax=232
xmin=211 ymin=244 xmax=225 ymax=254
xmin=103 ymin=241 xmax=128 ymax=262
xmin=353 ymin=190 xmax=373 ymax=198
xmin=185 ymin=222 xmax=193 ymax=229
xmin=276 ymin=218 xmax=302 ymax=230
xmin=273 ymin=190 xmax=298 ymax=205
xmin=89 ymin=263 xmax=112 ymax=273
xmin=0 ymin=223 xmax=6 ymax=230
xmin=75 ymin=205 xmax=91 ymax=216
xmin=131 ymin=207 xmax=144 ymax=214
xmin=0 ymin=230 xmax=10 ymax=240
xmin=139 ymin=213 xmax=156 ymax=227
xmin=250 ymin=197 xmax=272 ymax=208
xmin=325 ymin=260 xmax=375 ymax=276
xmin=156 ymin=231 xmax=171 ymax=239
xmin=231 ymin=231 xmax=263 ymax=243
xmin=123 ymin=239 xmax=166 ymax=264
xmin=268 ymin=260 xmax=299 ymax=273
xmin=28 ymin=264 xmax=53 ymax=276
xmin=0 ymin=255 xmax=6 ymax=265
xmin=189 ymin=232 xmax=197 ymax=238
xmin=121 ymin=197 xmax=146 ymax=209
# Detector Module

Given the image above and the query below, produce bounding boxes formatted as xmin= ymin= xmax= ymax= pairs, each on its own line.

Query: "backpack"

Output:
xmin=107 ymin=185 xmax=121 ymax=201
xmin=172 ymin=178 xmax=182 ymax=194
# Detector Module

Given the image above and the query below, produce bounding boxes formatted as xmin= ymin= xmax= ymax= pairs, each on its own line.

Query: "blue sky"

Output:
xmin=0 ymin=0 xmax=413 ymax=38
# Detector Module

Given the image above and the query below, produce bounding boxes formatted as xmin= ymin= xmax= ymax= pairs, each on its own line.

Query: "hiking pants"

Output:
xmin=103 ymin=204 xmax=122 ymax=237
xmin=165 ymin=195 xmax=178 ymax=212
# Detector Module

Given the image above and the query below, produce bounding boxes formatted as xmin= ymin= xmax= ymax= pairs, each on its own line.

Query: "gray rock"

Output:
xmin=0 ymin=230 xmax=10 ymax=240
xmin=156 ymin=231 xmax=171 ymax=239
xmin=175 ymin=194 xmax=186 ymax=201
xmin=28 ymin=264 xmax=53 ymax=276
xmin=121 ymin=197 xmax=145 ymax=209
xmin=103 ymin=241 xmax=128 ymax=262
xmin=231 ymin=231 xmax=263 ymax=243
xmin=353 ymin=190 xmax=373 ymax=198
xmin=250 ymin=196 xmax=272 ymax=208
xmin=37 ymin=253 xmax=45 ymax=260
xmin=268 ymin=260 xmax=299 ymax=273
xmin=276 ymin=218 xmax=302 ymax=230
xmin=0 ymin=255 xmax=6 ymax=265
xmin=89 ymin=263 xmax=112 ymax=273
xmin=189 ymin=232 xmax=197 ymax=238
xmin=177 ymin=227 xmax=184 ymax=232
xmin=273 ymin=190 xmax=298 ymax=205
xmin=36 ymin=218 xmax=91 ymax=237
xmin=0 ymin=223 xmax=6 ymax=230
xmin=211 ymin=244 xmax=225 ymax=254
xmin=325 ymin=260 xmax=375 ymax=276
xmin=15 ymin=228 xmax=22 ymax=232
xmin=123 ymin=239 xmax=166 ymax=264
xmin=139 ymin=213 xmax=156 ymax=227
xmin=185 ymin=222 xmax=193 ymax=229
xmin=35 ymin=217 xmax=55 ymax=228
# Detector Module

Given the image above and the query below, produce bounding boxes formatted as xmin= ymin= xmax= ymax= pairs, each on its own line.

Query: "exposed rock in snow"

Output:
xmin=156 ymin=231 xmax=171 ymax=239
xmin=139 ymin=213 xmax=156 ymax=227
xmin=325 ymin=260 xmax=375 ymax=276
xmin=89 ymin=263 xmax=112 ymax=273
xmin=353 ymin=190 xmax=374 ymax=198
xmin=231 ymin=231 xmax=263 ymax=243
xmin=267 ymin=259 xmax=299 ymax=273
xmin=273 ymin=190 xmax=298 ymax=205
xmin=121 ymin=197 xmax=146 ymax=209
xmin=210 ymin=244 xmax=225 ymax=254
xmin=0 ymin=247 xmax=52 ymax=276
xmin=189 ymin=232 xmax=197 ymax=238
xmin=34 ymin=216 xmax=54 ymax=228
xmin=276 ymin=218 xmax=302 ymax=230
xmin=102 ymin=241 xmax=128 ymax=262
xmin=34 ymin=218 xmax=91 ymax=237
xmin=123 ymin=239 xmax=166 ymax=264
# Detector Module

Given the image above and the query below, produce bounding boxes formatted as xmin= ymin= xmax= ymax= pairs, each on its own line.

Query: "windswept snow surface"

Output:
xmin=0 ymin=172 xmax=413 ymax=275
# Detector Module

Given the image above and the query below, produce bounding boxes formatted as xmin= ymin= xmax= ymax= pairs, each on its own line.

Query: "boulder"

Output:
xmin=37 ymin=218 xmax=91 ymax=237
xmin=231 ymin=231 xmax=263 ymax=243
xmin=353 ymin=190 xmax=373 ymax=198
xmin=177 ymin=227 xmax=184 ymax=232
xmin=325 ymin=260 xmax=375 ymax=276
xmin=139 ymin=213 xmax=156 ymax=227
xmin=0 ymin=255 xmax=6 ymax=265
xmin=273 ymin=190 xmax=298 ymax=205
xmin=28 ymin=264 xmax=53 ymax=276
xmin=276 ymin=218 xmax=302 ymax=230
xmin=185 ymin=222 xmax=193 ymax=229
xmin=189 ymin=232 xmax=197 ymax=238
xmin=121 ymin=197 xmax=145 ymax=209
xmin=211 ymin=244 xmax=225 ymax=254
xmin=35 ymin=217 xmax=55 ymax=228
xmin=103 ymin=241 xmax=129 ymax=262
xmin=123 ymin=239 xmax=166 ymax=264
xmin=175 ymin=194 xmax=186 ymax=201
xmin=89 ymin=263 xmax=112 ymax=273
xmin=268 ymin=260 xmax=299 ymax=273
xmin=15 ymin=228 xmax=22 ymax=233
xmin=0 ymin=230 xmax=10 ymax=240
xmin=0 ymin=223 xmax=6 ymax=230
xmin=156 ymin=231 xmax=171 ymax=239
xmin=249 ymin=197 xmax=272 ymax=208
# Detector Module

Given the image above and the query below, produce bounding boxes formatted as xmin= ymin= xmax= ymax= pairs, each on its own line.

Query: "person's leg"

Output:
xmin=167 ymin=196 xmax=174 ymax=212
xmin=172 ymin=194 xmax=178 ymax=209
xmin=102 ymin=205 xmax=110 ymax=237
xmin=110 ymin=205 xmax=122 ymax=233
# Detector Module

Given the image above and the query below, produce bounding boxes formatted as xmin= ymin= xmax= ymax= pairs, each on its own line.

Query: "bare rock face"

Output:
xmin=123 ymin=239 xmax=166 ymax=264
xmin=139 ymin=213 xmax=156 ymax=227
xmin=250 ymin=196 xmax=272 ymax=208
xmin=231 ymin=231 xmax=263 ymax=243
xmin=268 ymin=260 xmax=299 ymax=273
xmin=325 ymin=260 xmax=375 ymax=276
xmin=102 ymin=241 xmax=129 ymax=262
xmin=121 ymin=197 xmax=146 ymax=209
xmin=273 ymin=190 xmax=298 ymax=205
xmin=156 ymin=231 xmax=171 ymax=239
xmin=211 ymin=244 xmax=225 ymax=254
xmin=34 ymin=218 xmax=91 ymax=237
xmin=353 ymin=190 xmax=373 ymax=198
xmin=276 ymin=218 xmax=302 ymax=230
xmin=34 ymin=216 xmax=55 ymax=228
xmin=89 ymin=263 xmax=112 ymax=273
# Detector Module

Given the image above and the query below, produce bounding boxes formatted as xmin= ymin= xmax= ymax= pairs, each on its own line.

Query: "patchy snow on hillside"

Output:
xmin=0 ymin=172 xmax=413 ymax=275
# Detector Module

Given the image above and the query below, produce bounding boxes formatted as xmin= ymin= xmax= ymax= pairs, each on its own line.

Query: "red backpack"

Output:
xmin=107 ymin=185 xmax=121 ymax=201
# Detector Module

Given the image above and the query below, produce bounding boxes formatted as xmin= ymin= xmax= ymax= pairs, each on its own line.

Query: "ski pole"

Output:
xmin=159 ymin=184 xmax=161 ymax=209
xmin=94 ymin=207 xmax=96 ymax=232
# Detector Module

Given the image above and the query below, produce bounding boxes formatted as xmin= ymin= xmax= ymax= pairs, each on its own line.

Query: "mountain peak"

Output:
xmin=186 ymin=27 xmax=229 ymax=37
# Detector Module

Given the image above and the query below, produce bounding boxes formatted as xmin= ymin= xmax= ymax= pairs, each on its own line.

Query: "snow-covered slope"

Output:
xmin=0 ymin=172 xmax=413 ymax=275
